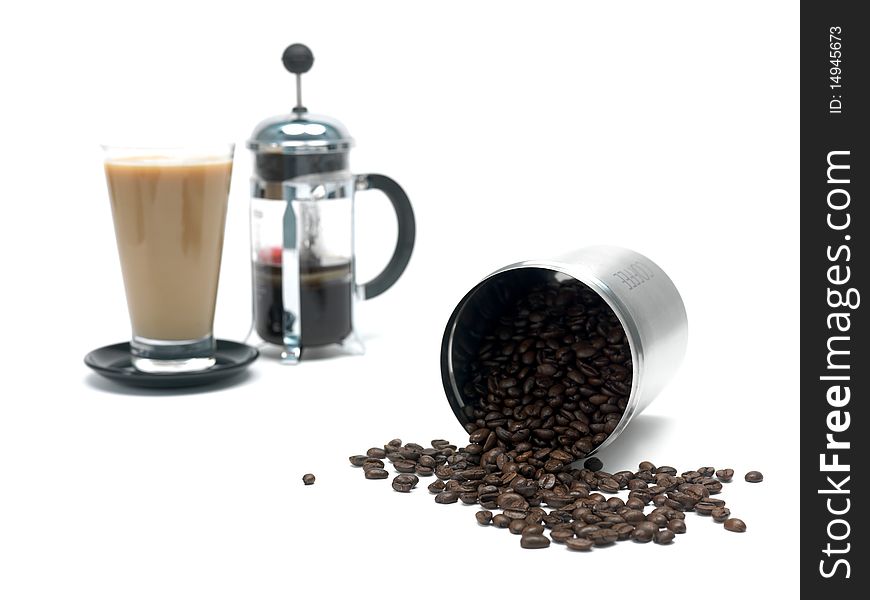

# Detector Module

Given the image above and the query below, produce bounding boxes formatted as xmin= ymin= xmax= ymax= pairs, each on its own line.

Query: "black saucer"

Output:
xmin=84 ymin=340 xmax=259 ymax=389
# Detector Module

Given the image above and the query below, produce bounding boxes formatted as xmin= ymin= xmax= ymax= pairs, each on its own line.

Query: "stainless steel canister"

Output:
xmin=440 ymin=246 xmax=688 ymax=456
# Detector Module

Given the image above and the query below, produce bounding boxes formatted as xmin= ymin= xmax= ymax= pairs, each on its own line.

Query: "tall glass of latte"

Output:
xmin=103 ymin=145 xmax=234 ymax=372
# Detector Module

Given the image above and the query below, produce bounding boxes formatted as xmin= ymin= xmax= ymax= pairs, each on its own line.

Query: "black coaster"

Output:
xmin=84 ymin=340 xmax=258 ymax=389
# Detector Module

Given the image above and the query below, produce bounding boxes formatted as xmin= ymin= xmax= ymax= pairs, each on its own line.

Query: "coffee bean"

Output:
xmin=712 ymin=507 xmax=731 ymax=523
xmin=623 ymin=510 xmax=646 ymax=523
xmin=745 ymin=471 xmax=763 ymax=483
xmin=598 ymin=477 xmax=620 ymax=493
xmin=566 ymin=537 xmax=594 ymax=551
xmin=550 ymin=529 xmax=575 ymax=544
xmin=367 ymin=447 xmax=386 ymax=459
xmin=435 ymin=491 xmax=459 ymax=504
xmin=349 ymin=455 xmax=368 ymax=467
xmin=434 ymin=465 xmax=454 ymax=480
xmin=589 ymin=530 xmax=618 ymax=546
xmin=626 ymin=497 xmax=646 ymax=511
xmin=613 ymin=523 xmax=635 ymax=540
xmin=394 ymin=460 xmax=417 ymax=474
xmin=680 ymin=483 xmax=709 ymax=499
xmin=631 ymin=527 xmax=654 ymax=543
xmin=667 ymin=519 xmax=686 ymax=533
xmin=703 ymin=479 xmax=723 ymax=494
xmin=583 ymin=456 xmax=604 ymax=471
xmin=509 ymin=519 xmax=527 ymax=534
xmin=682 ymin=470 xmax=701 ymax=481
xmin=649 ymin=513 xmax=668 ymax=527
xmin=418 ymin=455 xmax=437 ymax=468
xmin=694 ymin=502 xmax=717 ymax=516
xmin=365 ymin=468 xmax=389 ymax=480
xmin=655 ymin=529 xmax=675 ymax=544
xmin=302 ymin=473 xmax=315 ymax=485
xmin=520 ymin=534 xmax=551 ymax=549
xmin=497 ymin=492 xmax=529 ymax=510
xmin=715 ymin=468 xmax=735 ymax=482
xmin=392 ymin=474 xmax=419 ymax=493
xmin=502 ymin=509 xmax=528 ymax=520
xmin=415 ymin=465 xmax=434 ymax=477
xmin=475 ymin=510 xmax=493 ymax=525
xmin=456 ymin=492 xmax=475 ymax=504
xmin=538 ymin=473 xmax=557 ymax=489
xmin=724 ymin=518 xmax=747 ymax=532
xmin=537 ymin=363 xmax=557 ymax=376
xmin=523 ymin=524 xmax=545 ymax=536
xmin=362 ymin=459 xmax=385 ymax=471
xmin=428 ymin=480 xmax=446 ymax=494
xmin=492 ymin=514 xmax=511 ymax=528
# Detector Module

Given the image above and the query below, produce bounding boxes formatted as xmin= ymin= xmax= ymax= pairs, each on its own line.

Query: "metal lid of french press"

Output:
xmin=247 ymin=43 xmax=354 ymax=155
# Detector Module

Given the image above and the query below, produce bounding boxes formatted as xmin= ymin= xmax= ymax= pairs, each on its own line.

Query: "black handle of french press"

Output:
xmin=359 ymin=174 xmax=416 ymax=300
xmin=282 ymin=43 xmax=314 ymax=74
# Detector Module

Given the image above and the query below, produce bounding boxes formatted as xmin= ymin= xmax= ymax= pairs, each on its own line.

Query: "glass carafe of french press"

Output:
xmin=248 ymin=43 xmax=415 ymax=363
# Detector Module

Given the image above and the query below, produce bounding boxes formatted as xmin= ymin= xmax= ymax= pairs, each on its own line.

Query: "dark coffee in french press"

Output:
xmin=254 ymin=259 xmax=353 ymax=347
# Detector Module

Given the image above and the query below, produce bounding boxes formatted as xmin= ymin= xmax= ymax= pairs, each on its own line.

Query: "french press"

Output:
xmin=247 ymin=43 xmax=416 ymax=363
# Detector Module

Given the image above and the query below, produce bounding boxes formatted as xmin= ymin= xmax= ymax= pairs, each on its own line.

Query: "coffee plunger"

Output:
xmin=247 ymin=43 xmax=416 ymax=363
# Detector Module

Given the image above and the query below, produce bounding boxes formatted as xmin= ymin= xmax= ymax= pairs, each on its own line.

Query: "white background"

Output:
xmin=0 ymin=1 xmax=799 ymax=598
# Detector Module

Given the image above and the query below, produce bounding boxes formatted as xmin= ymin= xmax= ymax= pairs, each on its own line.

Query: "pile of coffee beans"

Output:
xmin=460 ymin=279 xmax=631 ymax=461
xmin=348 ymin=279 xmax=760 ymax=550
xmin=350 ymin=440 xmax=759 ymax=551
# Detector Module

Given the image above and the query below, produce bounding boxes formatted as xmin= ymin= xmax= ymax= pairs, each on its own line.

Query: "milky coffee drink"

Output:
xmin=105 ymin=156 xmax=232 ymax=343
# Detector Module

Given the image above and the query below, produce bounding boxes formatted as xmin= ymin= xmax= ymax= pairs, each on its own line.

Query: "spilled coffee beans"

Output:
xmin=351 ymin=432 xmax=759 ymax=552
xmin=724 ymin=518 xmax=747 ymax=532
xmin=744 ymin=471 xmax=764 ymax=483
xmin=345 ymin=272 xmax=758 ymax=552
xmin=392 ymin=474 xmax=419 ymax=493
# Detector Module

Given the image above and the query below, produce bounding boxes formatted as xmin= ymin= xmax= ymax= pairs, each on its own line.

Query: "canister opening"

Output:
xmin=441 ymin=265 xmax=639 ymax=459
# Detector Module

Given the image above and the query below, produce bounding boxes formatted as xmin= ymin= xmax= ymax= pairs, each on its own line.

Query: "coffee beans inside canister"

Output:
xmin=584 ymin=457 xmax=604 ymax=471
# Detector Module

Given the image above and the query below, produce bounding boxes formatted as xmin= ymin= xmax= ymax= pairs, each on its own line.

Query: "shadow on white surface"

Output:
xmin=593 ymin=413 xmax=677 ymax=470
xmin=83 ymin=369 xmax=258 ymax=397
